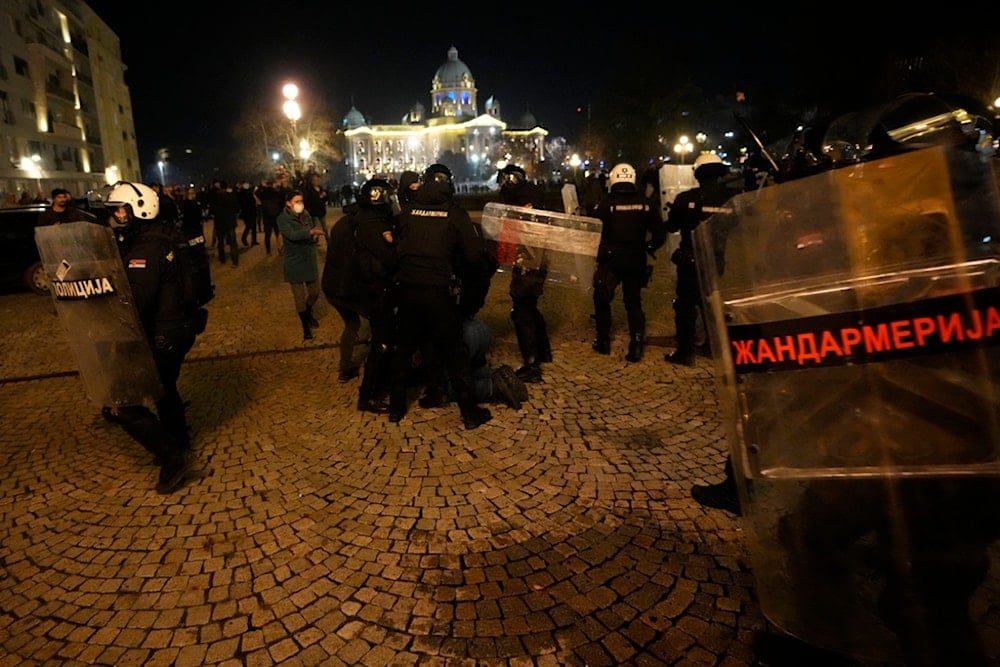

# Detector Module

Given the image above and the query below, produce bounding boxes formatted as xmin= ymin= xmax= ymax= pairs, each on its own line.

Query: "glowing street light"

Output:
xmin=282 ymin=82 xmax=301 ymax=130
xmin=674 ymin=135 xmax=694 ymax=165
xmin=281 ymin=82 xmax=303 ymax=169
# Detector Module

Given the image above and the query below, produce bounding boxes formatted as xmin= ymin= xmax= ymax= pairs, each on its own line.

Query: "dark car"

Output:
xmin=0 ymin=204 xmax=97 ymax=294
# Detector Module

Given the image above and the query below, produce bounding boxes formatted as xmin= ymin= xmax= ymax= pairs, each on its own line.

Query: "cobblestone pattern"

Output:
xmin=1 ymin=218 xmax=995 ymax=665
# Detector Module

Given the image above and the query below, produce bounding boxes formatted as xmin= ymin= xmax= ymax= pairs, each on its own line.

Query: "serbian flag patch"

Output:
xmin=128 ymin=258 xmax=147 ymax=269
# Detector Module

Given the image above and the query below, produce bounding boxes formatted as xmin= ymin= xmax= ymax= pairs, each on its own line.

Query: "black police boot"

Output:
xmin=666 ymin=349 xmax=696 ymax=366
xmin=298 ymin=312 xmax=313 ymax=340
xmin=388 ymin=389 xmax=407 ymax=423
xmin=460 ymin=405 xmax=493 ymax=430
xmin=305 ymin=304 xmax=319 ymax=327
xmin=625 ymin=333 xmax=645 ymax=362
xmin=357 ymin=395 xmax=389 ymax=414
xmin=156 ymin=450 xmax=193 ymax=495
xmin=418 ymin=386 xmax=450 ymax=409
xmin=592 ymin=337 xmax=611 ymax=355
xmin=515 ymin=361 xmax=543 ymax=384
xmin=691 ymin=459 xmax=741 ymax=515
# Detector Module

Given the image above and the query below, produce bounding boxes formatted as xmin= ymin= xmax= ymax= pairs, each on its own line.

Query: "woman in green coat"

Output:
xmin=277 ymin=189 xmax=326 ymax=339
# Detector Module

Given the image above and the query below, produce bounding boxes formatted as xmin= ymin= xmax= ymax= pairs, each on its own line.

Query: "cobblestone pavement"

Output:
xmin=0 ymin=218 xmax=979 ymax=666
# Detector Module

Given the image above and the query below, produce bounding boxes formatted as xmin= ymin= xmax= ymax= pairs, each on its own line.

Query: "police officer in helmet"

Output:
xmin=353 ymin=178 xmax=399 ymax=412
xmin=497 ymin=164 xmax=552 ymax=383
xmin=104 ymin=181 xmax=197 ymax=494
xmin=665 ymin=153 xmax=731 ymax=367
xmin=591 ymin=162 xmax=665 ymax=361
xmin=388 ymin=163 xmax=493 ymax=429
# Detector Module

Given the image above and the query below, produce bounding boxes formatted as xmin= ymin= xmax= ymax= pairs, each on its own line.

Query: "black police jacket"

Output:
xmin=394 ymin=186 xmax=486 ymax=288
xmin=593 ymin=186 xmax=665 ymax=267
xmin=122 ymin=224 xmax=196 ymax=344
xmin=668 ymin=182 xmax=734 ymax=251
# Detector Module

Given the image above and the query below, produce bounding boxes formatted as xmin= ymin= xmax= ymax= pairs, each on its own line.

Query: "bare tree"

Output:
xmin=230 ymin=99 xmax=345 ymax=182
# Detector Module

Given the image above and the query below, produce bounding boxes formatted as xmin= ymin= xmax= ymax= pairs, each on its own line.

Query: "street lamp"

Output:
xmin=569 ymin=153 xmax=582 ymax=185
xmin=281 ymin=83 xmax=302 ymax=169
xmin=674 ymin=135 xmax=694 ymax=165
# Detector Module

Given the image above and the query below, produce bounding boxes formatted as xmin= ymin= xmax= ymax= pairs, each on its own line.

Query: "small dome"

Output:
xmin=343 ymin=106 xmax=366 ymax=129
xmin=433 ymin=46 xmax=474 ymax=88
xmin=518 ymin=110 xmax=537 ymax=129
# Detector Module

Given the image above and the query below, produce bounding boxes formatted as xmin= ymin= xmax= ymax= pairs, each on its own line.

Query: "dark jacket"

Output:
xmin=179 ymin=199 xmax=204 ymax=238
xmin=304 ymin=183 xmax=328 ymax=219
xmin=667 ymin=180 xmax=735 ymax=272
xmin=209 ymin=189 xmax=240 ymax=231
xmin=122 ymin=222 xmax=196 ymax=345
xmin=276 ymin=206 xmax=320 ymax=283
xmin=394 ymin=182 xmax=486 ymax=288
xmin=256 ymin=184 xmax=283 ymax=219
xmin=322 ymin=206 xmax=398 ymax=315
xmin=38 ymin=205 xmax=95 ymax=226
xmin=593 ymin=185 xmax=665 ymax=269
xmin=322 ymin=214 xmax=362 ymax=312
xmin=237 ymin=186 xmax=257 ymax=221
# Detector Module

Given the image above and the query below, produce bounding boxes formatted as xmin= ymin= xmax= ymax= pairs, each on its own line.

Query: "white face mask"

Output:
xmin=292 ymin=202 xmax=305 ymax=214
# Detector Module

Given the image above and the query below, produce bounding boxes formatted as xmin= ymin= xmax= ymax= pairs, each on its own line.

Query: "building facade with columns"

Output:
xmin=343 ymin=46 xmax=548 ymax=188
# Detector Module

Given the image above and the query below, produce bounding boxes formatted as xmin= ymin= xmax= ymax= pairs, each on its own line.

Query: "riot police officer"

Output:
xmin=104 ymin=181 xmax=198 ymax=494
xmin=665 ymin=153 xmax=732 ymax=366
xmin=497 ymin=164 xmax=552 ymax=383
xmin=591 ymin=163 xmax=664 ymax=361
xmin=388 ymin=164 xmax=493 ymax=430
xmin=354 ymin=178 xmax=400 ymax=411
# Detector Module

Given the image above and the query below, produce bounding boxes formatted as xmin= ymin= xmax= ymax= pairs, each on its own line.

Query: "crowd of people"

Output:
xmin=38 ymin=160 xmax=721 ymax=504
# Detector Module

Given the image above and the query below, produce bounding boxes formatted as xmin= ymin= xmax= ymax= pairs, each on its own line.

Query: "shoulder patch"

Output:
xmin=128 ymin=258 xmax=147 ymax=269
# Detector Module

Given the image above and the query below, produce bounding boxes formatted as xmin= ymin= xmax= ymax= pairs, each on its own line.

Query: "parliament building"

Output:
xmin=342 ymin=46 xmax=548 ymax=187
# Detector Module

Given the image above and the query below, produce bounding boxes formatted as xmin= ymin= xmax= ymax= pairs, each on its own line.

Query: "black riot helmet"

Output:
xmin=497 ymin=164 xmax=527 ymax=190
xmin=421 ymin=163 xmax=455 ymax=196
xmin=359 ymin=178 xmax=394 ymax=208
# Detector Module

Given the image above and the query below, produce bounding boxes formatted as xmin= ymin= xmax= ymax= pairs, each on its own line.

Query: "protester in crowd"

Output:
xmin=37 ymin=188 xmax=94 ymax=225
xmin=277 ymin=189 xmax=325 ymax=340
xmin=238 ymin=181 xmax=259 ymax=247
xmin=209 ymin=180 xmax=241 ymax=267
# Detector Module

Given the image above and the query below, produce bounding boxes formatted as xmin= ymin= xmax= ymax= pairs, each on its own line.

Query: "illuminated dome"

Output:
xmin=342 ymin=106 xmax=366 ymax=129
xmin=432 ymin=46 xmax=474 ymax=89
xmin=430 ymin=46 xmax=478 ymax=121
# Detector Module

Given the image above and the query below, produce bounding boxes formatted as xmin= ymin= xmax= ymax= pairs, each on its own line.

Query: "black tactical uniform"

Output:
xmin=591 ymin=165 xmax=664 ymax=361
xmin=388 ymin=165 xmax=492 ymax=430
xmin=498 ymin=165 xmax=552 ymax=383
xmin=665 ymin=157 xmax=733 ymax=366
xmin=107 ymin=198 xmax=200 ymax=494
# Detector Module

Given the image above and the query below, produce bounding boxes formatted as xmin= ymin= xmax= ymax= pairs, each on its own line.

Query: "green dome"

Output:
xmin=433 ymin=46 xmax=473 ymax=88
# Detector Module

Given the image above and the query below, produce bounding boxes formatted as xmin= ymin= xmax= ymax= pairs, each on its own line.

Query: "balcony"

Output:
xmin=49 ymin=120 xmax=81 ymax=139
xmin=45 ymin=82 xmax=75 ymax=103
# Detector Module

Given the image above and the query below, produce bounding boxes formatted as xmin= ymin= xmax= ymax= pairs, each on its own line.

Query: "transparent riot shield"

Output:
xmin=480 ymin=202 xmax=602 ymax=287
xmin=657 ymin=163 xmax=696 ymax=222
xmin=658 ymin=164 xmax=697 ymax=263
xmin=561 ymin=183 xmax=581 ymax=215
xmin=697 ymin=145 xmax=1000 ymax=663
xmin=35 ymin=222 xmax=162 ymax=409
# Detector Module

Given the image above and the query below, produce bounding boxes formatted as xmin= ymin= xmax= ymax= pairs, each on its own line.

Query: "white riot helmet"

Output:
xmin=608 ymin=163 xmax=636 ymax=188
xmin=105 ymin=181 xmax=159 ymax=227
xmin=692 ymin=153 xmax=728 ymax=180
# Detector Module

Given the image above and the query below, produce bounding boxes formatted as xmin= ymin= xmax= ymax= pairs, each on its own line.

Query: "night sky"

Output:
xmin=82 ymin=2 xmax=977 ymax=165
